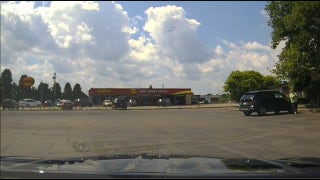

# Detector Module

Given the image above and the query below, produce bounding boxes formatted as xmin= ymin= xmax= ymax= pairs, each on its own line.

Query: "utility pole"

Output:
xmin=40 ymin=80 xmax=43 ymax=103
xmin=53 ymin=73 xmax=56 ymax=103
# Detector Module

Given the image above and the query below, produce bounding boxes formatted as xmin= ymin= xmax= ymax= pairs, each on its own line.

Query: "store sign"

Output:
xmin=96 ymin=89 xmax=111 ymax=94
xmin=22 ymin=76 xmax=35 ymax=88
xmin=130 ymin=89 xmax=137 ymax=94
xmin=139 ymin=89 xmax=169 ymax=94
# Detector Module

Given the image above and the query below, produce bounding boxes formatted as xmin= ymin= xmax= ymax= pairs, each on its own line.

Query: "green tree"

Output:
xmin=73 ymin=83 xmax=82 ymax=100
xmin=223 ymin=71 xmax=280 ymax=102
xmin=38 ymin=82 xmax=50 ymax=103
xmin=72 ymin=83 xmax=88 ymax=100
xmin=265 ymin=1 xmax=320 ymax=106
xmin=12 ymin=82 xmax=18 ymax=100
xmin=63 ymin=82 xmax=73 ymax=100
xmin=0 ymin=69 xmax=14 ymax=102
xmin=262 ymin=75 xmax=281 ymax=90
xmin=52 ymin=82 xmax=62 ymax=101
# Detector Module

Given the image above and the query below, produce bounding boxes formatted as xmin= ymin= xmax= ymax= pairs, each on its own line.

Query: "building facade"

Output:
xmin=89 ymin=88 xmax=193 ymax=106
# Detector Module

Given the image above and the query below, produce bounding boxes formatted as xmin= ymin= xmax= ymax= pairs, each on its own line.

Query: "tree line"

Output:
xmin=0 ymin=68 xmax=88 ymax=103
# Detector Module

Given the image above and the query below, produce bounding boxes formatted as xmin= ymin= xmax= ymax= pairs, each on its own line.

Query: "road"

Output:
xmin=1 ymin=107 xmax=320 ymax=160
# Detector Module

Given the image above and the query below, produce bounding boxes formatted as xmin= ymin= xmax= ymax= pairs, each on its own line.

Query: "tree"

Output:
xmin=73 ymin=83 xmax=82 ymax=100
xmin=0 ymin=69 xmax=14 ymax=102
xmin=12 ymin=82 xmax=18 ymax=100
xmin=73 ymin=83 xmax=88 ymax=100
xmin=38 ymin=82 xmax=50 ymax=103
xmin=262 ymin=75 xmax=281 ymax=90
xmin=63 ymin=82 xmax=73 ymax=100
xmin=52 ymin=82 xmax=62 ymax=101
xmin=265 ymin=1 xmax=320 ymax=106
xmin=223 ymin=71 xmax=263 ymax=102
xmin=223 ymin=70 xmax=280 ymax=102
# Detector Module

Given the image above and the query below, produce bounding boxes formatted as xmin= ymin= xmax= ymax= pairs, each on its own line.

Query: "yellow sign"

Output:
xmin=130 ymin=89 xmax=137 ymax=94
xmin=96 ymin=89 xmax=111 ymax=94
xmin=22 ymin=76 xmax=35 ymax=88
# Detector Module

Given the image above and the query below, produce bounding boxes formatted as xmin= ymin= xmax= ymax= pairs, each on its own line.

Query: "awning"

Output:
xmin=172 ymin=90 xmax=193 ymax=95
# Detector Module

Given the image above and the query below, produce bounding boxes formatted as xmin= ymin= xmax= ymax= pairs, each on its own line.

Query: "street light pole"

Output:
xmin=40 ymin=80 xmax=43 ymax=103
xmin=53 ymin=73 xmax=56 ymax=103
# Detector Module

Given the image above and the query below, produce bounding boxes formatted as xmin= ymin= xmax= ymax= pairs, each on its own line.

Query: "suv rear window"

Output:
xmin=240 ymin=94 xmax=254 ymax=102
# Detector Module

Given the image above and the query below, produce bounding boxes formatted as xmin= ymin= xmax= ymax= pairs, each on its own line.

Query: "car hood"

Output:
xmin=1 ymin=155 xmax=319 ymax=178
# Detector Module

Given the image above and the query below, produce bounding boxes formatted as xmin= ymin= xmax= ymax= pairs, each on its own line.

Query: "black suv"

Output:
xmin=1 ymin=99 xmax=19 ymax=110
xmin=239 ymin=90 xmax=293 ymax=116
xmin=112 ymin=98 xmax=128 ymax=110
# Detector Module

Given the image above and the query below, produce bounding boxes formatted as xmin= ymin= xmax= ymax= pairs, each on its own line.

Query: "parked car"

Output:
xmin=44 ymin=100 xmax=53 ymax=107
xmin=199 ymin=100 xmax=209 ymax=104
xmin=103 ymin=99 xmax=112 ymax=107
xmin=112 ymin=98 xmax=128 ymax=110
xmin=61 ymin=100 xmax=73 ymax=110
xmin=18 ymin=98 xmax=38 ymax=107
xmin=55 ymin=100 xmax=62 ymax=107
xmin=36 ymin=101 xmax=42 ymax=107
xmin=239 ymin=90 xmax=293 ymax=116
xmin=157 ymin=98 xmax=171 ymax=106
xmin=127 ymin=99 xmax=138 ymax=106
xmin=1 ymin=99 xmax=19 ymax=110
xmin=73 ymin=98 xmax=92 ymax=107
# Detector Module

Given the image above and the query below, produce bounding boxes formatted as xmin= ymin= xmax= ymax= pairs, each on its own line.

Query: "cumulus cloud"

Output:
xmin=1 ymin=1 xmax=134 ymax=91
xmin=1 ymin=2 xmax=283 ymax=95
xmin=143 ymin=5 xmax=211 ymax=64
xmin=243 ymin=41 xmax=270 ymax=51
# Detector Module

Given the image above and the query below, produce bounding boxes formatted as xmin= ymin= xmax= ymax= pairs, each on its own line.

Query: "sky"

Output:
xmin=1 ymin=1 xmax=284 ymax=95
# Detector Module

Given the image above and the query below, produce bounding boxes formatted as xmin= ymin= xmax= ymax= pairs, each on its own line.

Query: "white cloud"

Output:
xmin=260 ymin=9 xmax=268 ymax=18
xmin=214 ymin=45 xmax=224 ymax=57
xmin=243 ymin=41 xmax=270 ymax=51
xmin=128 ymin=35 xmax=157 ymax=62
xmin=143 ymin=5 xmax=210 ymax=64
xmin=1 ymin=2 xmax=284 ymax=95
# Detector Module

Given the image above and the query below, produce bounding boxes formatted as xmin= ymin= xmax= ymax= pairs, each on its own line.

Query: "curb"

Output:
xmin=1 ymin=106 xmax=319 ymax=112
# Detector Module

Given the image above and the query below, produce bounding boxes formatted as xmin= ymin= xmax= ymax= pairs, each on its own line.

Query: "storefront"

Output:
xmin=88 ymin=88 xmax=193 ymax=106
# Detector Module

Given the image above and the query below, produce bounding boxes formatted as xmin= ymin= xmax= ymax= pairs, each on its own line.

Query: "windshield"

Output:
xmin=1 ymin=1 xmax=320 ymax=178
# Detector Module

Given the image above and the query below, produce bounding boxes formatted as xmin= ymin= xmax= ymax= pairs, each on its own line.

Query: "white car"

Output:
xmin=103 ymin=99 xmax=112 ymax=107
xmin=18 ymin=99 xmax=38 ymax=107
xmin=36 ymin=101 xmax=42 ymax=107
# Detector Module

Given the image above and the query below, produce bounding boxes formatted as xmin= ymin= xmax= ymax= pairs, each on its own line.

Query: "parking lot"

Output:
xmin=1 ymin=106 xmax=320 ymax=161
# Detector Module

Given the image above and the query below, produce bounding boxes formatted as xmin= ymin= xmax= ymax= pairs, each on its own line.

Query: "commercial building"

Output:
xmin=89 ymin=87 xmax=193 ymax=106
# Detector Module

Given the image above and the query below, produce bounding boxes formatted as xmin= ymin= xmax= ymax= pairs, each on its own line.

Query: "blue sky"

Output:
xmin=1 ymin=1 xmax=282 ymax=95
xmin=120 ymin=1 xmax=271 ymax=45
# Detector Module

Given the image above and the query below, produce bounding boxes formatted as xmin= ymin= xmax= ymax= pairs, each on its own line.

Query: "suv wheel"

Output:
xmin=275 ymin=110 xmax=280 ymax=115
xmin=258 ymin=106 xmax=267 ymax=116
xmin=244 ymin=111 xmax=252 ymax=116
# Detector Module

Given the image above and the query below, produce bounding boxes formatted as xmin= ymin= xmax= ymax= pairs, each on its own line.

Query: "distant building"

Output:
xmin=200 ymin=94 xmax=220 ymax=104
xmin=88 ymin=88 xmax=193 ymax=106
